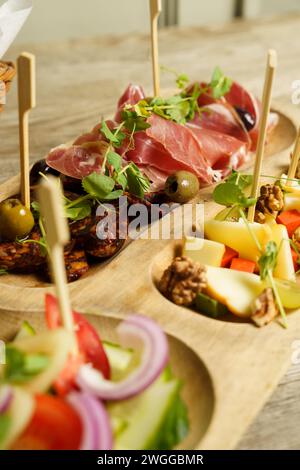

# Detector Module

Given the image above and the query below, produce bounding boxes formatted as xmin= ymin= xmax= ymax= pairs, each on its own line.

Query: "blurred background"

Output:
xmin=5 ymin=0 xmax=300 ymax=43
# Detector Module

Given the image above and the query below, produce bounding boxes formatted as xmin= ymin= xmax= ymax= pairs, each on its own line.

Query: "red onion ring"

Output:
xmin=0 ymin=385 xmax=13 ymax=414
xmin=67 ymin=391 xmax=113 ymax=450
xmin=76 ymin=314 xmax=169 ymax=401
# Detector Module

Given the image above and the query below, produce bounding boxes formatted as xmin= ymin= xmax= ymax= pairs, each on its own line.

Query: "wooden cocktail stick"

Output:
xmin=17 ymin=52 xmax=36 ymax=209
xmin=37 ymin=177 xmax=75 ymax=338
xmin=248 ymin=50 xmax=277 ymax=222
xmin=287 ymin=128 xmax=300 ymax=185
xmin=149 ymin=0 xmax=162 ymax=97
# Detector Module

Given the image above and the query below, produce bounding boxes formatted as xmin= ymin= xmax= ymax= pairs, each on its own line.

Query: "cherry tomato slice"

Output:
xmin=45 ymin=294 xmax=110 ymax=380
xmin=11 ymin=394 xmax=82 ymax=450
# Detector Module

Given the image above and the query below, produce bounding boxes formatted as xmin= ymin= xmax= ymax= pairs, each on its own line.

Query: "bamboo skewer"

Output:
xmin=287 ymin=128 xmax=300 ymax=185
xmin=149 ymin=0 xmax=162 ymax=97
xmin=17 ymin=52 xmax=36 ymax=209
xmin=248 ymin=49 xmax=277 ymax=222
xmin=37 ymin=177 xmax=75 ymax=339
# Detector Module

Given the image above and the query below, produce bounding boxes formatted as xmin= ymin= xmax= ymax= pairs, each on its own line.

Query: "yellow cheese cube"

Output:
xmin=183 ymin=237 xmax=225 ymax=267
xmin=204 ymin=219 xmax=272 ymax=262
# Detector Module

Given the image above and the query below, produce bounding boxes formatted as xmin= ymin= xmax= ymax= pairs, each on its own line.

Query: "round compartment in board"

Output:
xmin=0 ymin=311 xmax=215 ymax=450
xmin=152 ymin=241 xmax=249 ymax=324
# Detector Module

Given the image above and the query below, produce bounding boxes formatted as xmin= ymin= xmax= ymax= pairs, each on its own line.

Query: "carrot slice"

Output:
xmin=221 ymin=246 xmax=239 ymax=267
xmin=230 ymin=257 xmax=256 ymax=273
xmin=277 ymin=210 xmax=300 ymax=237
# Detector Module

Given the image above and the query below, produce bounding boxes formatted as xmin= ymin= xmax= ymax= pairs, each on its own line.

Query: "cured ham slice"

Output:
xmin=225 ymin=82 xmax=279 ymax=150
xmin=187 ymin=124 xmax=249 ymax=178
xmin=46 ymin=143 xmax=107 ymax=179
xmin=192 ymin=80 xmax=278 ymax=151
xmin=115 ymin=84 xmax=145 ymax=121
xmin=191 ymin=103 xmax=250 ymax=147
xmin=124 ymin=114 xmax=213 ymax=185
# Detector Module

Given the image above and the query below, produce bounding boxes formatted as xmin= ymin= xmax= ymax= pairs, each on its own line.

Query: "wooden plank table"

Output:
xmin=1 ymin=13 xmax=300 ymax=450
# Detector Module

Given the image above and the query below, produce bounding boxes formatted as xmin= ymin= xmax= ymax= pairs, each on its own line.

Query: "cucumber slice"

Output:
xmin=194 ymin=292 xmax=229 ymax=318
xmin=14 ymin=321 xmax=36 ymax=341
xmin=108 ymin=372 xmax=183 ymax=450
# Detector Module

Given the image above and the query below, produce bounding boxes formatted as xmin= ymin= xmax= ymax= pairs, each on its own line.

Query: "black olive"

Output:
xmin=30 ymin=159 xmax=60 ymax=185
xmin=235 ymin=106 xmax=256 ymax=131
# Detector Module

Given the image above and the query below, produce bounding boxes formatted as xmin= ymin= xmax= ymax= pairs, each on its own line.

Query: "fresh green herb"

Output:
xmin=107 ymin=151 xmax=123 ymax=172
xmin=126 ymin=163 xmax=151 ymax=198
xmin=100 ymin=121 xmax=126 ymax=148
xmin=213 ymin=182 xmax=256 ymax=209
xmin=160 ymin=65 xmax=190 ymax=90
xmin=3 ymin=346 xmax=49 ymax=384
xmin=176 ymin=73 xmax=190 ymax=89
xmin=209 ymin=66 xmax=232 ymax=99
xmin=62 ymin=194 xmax=93 ymax=221
xmin=82 ymin=172 xmax=116 ymax=200
xmin=121 ymin=107 xmax=151 ymax=132
xmin=0 ymin=269 xmax=7 ymax=276
xmin=226 ymin=170 xmax=253 ymax=191
xmin=31 ymin=200 xmax=40 ymax=219
xmin=64 ymin=200 xmax=92 ymax=221
xmin=258 ymin=241 xmax=278 ymax=280
xmin=238 ymin=209 xmax=288 ymax=328
xmin=0 ymin=414 xmax=11 ymax=445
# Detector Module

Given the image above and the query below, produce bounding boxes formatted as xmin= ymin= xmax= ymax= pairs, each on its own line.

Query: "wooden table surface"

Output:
xmin=1 ymin=13 xmax=300 ymax=450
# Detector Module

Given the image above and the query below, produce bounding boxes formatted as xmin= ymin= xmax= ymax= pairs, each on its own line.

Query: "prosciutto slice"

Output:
xmin=46 ymin=143 xmax=107 ymax=178
xmin=115 ymin=84 xmax=145 ymax=122
xmin=191 ymin=103 xmax=250 ymax=146
xmin=123 ymin=114 xmax=213 ymax=184
xmin=192 ymin=80 xmax=278 ymax=150
xmin=187 ymin=124 xmax=249 ymax=177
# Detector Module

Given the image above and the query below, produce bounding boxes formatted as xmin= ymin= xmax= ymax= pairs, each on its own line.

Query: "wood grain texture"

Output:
xmin=1 ymin=13 xmax=300 ymax=449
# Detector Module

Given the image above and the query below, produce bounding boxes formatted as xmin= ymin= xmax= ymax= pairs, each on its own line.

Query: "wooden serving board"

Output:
xmin=0 ymin=100 xmax=299 ymax=450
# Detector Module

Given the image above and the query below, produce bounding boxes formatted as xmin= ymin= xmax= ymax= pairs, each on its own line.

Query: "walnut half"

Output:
xmin=251 ymin=287 xmax=279 ymax=327
xmin=254 ymin=184 xmax=284 ymax=224
xmin=159 ymin=256 xmax=207 ymax=307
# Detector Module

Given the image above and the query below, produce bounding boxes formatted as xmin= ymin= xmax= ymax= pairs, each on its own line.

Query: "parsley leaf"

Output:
xmin=121 ymin=107 xmax=151 ymax=132
xmin=176 ymin=73 xmax=189 ymax=89
xmin=210 ymin=66 xmax=232 ymax=99
xmin=0 ymin=269 xmax=7 ymax=276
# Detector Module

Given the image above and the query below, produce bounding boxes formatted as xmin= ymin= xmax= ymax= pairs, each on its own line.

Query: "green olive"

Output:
xmin=165 ymin=171 xmax=200 ymax=203
xmin=0 ymin=198 xmax=34 ymax=241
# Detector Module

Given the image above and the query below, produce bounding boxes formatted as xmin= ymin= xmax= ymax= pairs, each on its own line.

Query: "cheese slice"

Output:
xmin=271 ymin=224 xmax=296 ymax=281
